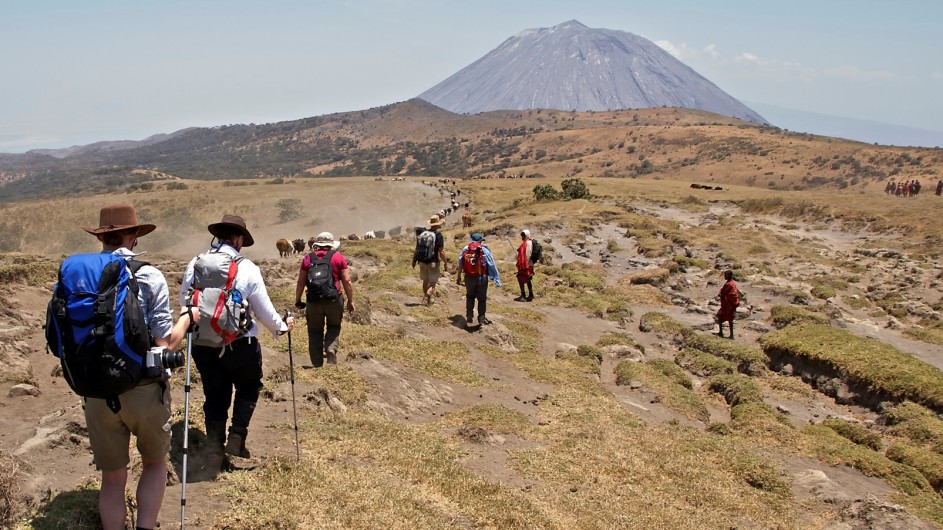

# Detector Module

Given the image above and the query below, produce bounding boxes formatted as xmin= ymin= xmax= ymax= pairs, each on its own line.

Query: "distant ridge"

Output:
xmin=419 ymin=20 xmax=765 ymax=123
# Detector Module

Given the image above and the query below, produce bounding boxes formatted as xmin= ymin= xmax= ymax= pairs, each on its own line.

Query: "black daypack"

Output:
xmin=45 ymin=253 xmax=152 ymax=411
xmin=415 ymin=230 xmax=437 ymax=263
xmin=530 ymin=239 xmax=543 ymax=263
xmin=307 ymin=250 xmax=340 ymax=302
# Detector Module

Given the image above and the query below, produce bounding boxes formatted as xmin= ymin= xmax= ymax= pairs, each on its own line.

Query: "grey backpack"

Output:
xmin=188 ymin=250 xmax=252 ymax=347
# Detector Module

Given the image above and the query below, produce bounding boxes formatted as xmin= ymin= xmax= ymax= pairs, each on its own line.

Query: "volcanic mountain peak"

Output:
xmin=419 ymin=20 xmax=765 ymax=123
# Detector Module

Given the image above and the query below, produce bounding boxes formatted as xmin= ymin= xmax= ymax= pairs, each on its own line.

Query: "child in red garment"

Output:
xmin=715 ymin=270 xmax=739 ymax=339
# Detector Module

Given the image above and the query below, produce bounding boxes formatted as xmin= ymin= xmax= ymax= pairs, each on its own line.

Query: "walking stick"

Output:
xmin=180 ymin=299 xmax=197 ymax=529
xmin=285 ymin=309 xmax=301 ymax=463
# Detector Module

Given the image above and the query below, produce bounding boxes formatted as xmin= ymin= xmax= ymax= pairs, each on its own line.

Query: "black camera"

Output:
xmin=144 ymin=346 xmax=185 ymax=378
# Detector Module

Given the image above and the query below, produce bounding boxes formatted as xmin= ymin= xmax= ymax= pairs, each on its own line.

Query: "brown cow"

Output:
xmin=276 ymin=238 xmax=292 ymax=258
xmin=462 ymin=211 xmax=473 ymax=228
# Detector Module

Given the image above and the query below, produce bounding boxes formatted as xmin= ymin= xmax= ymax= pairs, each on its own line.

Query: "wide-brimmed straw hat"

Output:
xmin=83 ymin=203 xmax=156 ymax=237
xmin=208 ymin=214 xmax=255 ymax=247
xmin=428 ymin=214 xmax=444 ymax=228
xmin=312 ymin=232 xmax=340 ymax=250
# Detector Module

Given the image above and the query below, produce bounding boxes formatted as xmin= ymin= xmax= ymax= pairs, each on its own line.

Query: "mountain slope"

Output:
xmin=419 ymin=20 xmax=765 ymax=123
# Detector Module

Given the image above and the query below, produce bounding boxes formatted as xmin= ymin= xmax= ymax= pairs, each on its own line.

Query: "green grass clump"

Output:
xmin=0 ymin=259 xmax=59 ymax=286
xmin=884 ymin=402 xmax=943 ymax=454
xmin=672 ymin=255 xmax=709 ymax=270
xmin=441 ymin=404 xmax=535 ymax=438
xmin=595 ymin=332 xmax=642 ymax=351
xmin=810 ymin=284 xmax=836 ymax=300
xmin=541 ymin=263 xmax=633 ymax=320
xmin=760 ymin=324 xmax=943 ymax=413
xmin=639 ymin=311 xmax=688 ymax=335
xmin=647 ymin=359 xmax=693 ymax=389
xmin=841 ymin=295 xmax=871 ymax=310
xmin=904 ymin=318 xmax=943 ymax=346
xmin=820 ymin=418 xmax=883 ymax=451
xmin=675 ymin=348 xmax=736 ymax=377
xmin=769 ymin=305 xmax=830 ymax=329
xmin=575 ymin=345 xmax=603 ymax=363
xmin=707 ymin=374 xmax=764 ymax=406
xmin=886 ymin=444 xmax=943 ymax=491
xmin=614 ymin=360 xmax=709 ymax=423
xmin=684 ymin=333 xmax=767 ymax=375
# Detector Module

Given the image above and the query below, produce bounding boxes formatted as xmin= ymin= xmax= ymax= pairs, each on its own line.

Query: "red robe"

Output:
xmin=516 ymin=239 xmax=534 ymax=283
xmin=716 ymin=280 xmax=739 ymax=322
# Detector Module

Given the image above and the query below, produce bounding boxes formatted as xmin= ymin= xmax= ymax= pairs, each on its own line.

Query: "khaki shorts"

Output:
xmin=419 ymin=261 xmax=440 ymax=284
xmin=84 ymin=382 xmax=172 ymax=471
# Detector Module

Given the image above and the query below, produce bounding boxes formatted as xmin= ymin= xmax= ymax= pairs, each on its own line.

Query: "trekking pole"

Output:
xmin=285 ymin=309 xmax=301 ymax=463
xmin=180 ymin=299 xmax=197 ymax=529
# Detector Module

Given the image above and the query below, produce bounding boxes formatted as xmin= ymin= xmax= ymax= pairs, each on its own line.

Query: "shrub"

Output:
xmin=276 ymin=198 xmax=303 ymax=223
xmin=560 ymin=178 xmax=591 ymax=199
xmin=532 ymin=184 xmax=560 ymax=201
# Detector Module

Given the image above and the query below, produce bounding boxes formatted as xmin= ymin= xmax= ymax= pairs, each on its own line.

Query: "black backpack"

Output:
xmin=45 ymin=253 xmax=152 ymax=412
xmin=530 ymin=240 xmax=543 ymax=263
xmin=307 ymin=251 xmax=340 ymax=302
xmin=415 ymin=230 xmax=437 ymax=263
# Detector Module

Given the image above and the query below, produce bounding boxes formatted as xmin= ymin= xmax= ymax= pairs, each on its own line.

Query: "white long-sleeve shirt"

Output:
xmin=179 ymin=243 xmax=288 ymax=337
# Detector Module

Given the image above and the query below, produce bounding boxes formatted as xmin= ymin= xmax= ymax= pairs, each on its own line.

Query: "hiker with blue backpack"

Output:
xmin=45 ymin=203 xmax=198 ymax=530
xmin=456 ymin=233 xmax=501 ymax=328
xmin=294 ymin=232 xmax=355 ymax=368
xmin=179 ymin=214 xmax=294 ymax=467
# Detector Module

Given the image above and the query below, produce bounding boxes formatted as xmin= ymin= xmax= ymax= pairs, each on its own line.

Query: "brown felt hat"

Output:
xmin=208 ymin=214 xmax=255 ymax=247
xmin=83 ymin=203 xmax=156 ymax=237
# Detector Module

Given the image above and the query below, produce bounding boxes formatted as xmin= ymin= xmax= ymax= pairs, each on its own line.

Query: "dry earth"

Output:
xmin=1 ymin=180 xmax=942 ymax=529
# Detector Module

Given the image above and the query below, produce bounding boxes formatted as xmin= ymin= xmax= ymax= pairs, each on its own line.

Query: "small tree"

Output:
xmin=561 ymin=178 xmax=591 ymax=199
xmin=533 ymin=184 xmax=560 ymax=201
xmin=276 ymin=198 xmax=303 ymax=223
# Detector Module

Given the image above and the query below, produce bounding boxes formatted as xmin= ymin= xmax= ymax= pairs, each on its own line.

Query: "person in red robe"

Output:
xmin=515 ymin=229 xmax=535 ymax=302
xmin=715 ymin=270 xmax=739 ymax=339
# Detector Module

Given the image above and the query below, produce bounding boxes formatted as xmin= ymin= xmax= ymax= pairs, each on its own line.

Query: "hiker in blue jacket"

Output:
xmin=456 ymin=232 xmax=501 ymax=327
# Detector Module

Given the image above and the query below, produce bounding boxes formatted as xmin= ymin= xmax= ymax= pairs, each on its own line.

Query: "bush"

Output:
xmin=276 ymin=198 xmax=303 ymax=223
xmin=532 ymin=184 xmax=560 ymax=201
xmin=560 ymin=178 xmax=591 ymax=199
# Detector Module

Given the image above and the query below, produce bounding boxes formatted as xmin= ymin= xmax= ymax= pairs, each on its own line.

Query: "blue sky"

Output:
xmin=1 ymin=0 xmax=940 ymax=152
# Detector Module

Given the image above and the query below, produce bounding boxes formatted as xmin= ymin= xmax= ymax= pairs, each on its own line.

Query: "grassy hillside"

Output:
xmin=1 ymin=101 xmax=940 ymax=202
xmin=3 ymin=176 xmax=943 ymax=528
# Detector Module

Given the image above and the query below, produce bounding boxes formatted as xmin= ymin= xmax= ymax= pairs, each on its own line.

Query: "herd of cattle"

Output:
xmin=274 ymin=178 xmax=478 ymax=257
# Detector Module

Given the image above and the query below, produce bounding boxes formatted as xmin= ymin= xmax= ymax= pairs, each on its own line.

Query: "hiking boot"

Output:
xmin=466 ymin=315 xmax=475 ymax=327
xmin=525 ymin=294 xmax=534 ymax=302
xmin=203 ymin=421 xmax=227 ymax=474
xmin=514 ymin=296 xmax=526 ymax=302
xmin=478 ymin=316 xmax=492 ymax=326
xmin=224 ymin=433 xmax=251 ymax=458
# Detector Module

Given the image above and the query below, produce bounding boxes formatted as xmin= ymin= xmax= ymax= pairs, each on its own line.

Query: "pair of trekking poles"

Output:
xmin=178 ymin=305 xmax=301 ymax=529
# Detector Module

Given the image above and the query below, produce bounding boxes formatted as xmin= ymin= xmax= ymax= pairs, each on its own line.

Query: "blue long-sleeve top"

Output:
xmin=458 ymin=243 xmax=501 ymax=287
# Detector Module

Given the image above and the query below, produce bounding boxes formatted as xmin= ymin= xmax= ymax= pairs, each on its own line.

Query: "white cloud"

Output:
xmin=703 ymin=44 xmax=720 ymax=60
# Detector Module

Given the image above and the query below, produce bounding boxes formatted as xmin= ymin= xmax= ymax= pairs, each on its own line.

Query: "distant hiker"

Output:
xmin=936 ymin=180 xmax=942 ymax=196
xmin=179 ymin=214 xmax=293 ymax=463
xmin=294 ymin=232 xmax=355 ymax=367
xmin=456 ymin=233 xmax=501 ymax=327
xmin=896 ymin=182 xmax=903 ymax=196
xmin=47 ymin=204 xmax=196 ymax=530
xmin=885 ymin=180 xmax=895 ymax=194
xmin=715 ymin=270 xmax=739 ymax=339
xmin=515 ymin=229 xmax=536 ymax=302
xmin=412 ymin=214 xmax=448 ymax=306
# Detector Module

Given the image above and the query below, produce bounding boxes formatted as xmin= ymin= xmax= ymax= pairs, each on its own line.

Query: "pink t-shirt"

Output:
xmin=300 ymin=250 xmax=348 ymax=294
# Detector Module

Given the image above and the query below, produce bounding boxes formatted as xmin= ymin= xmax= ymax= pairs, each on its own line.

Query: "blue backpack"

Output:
xmin=45 ymin=253 xmax=152 ymax=412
